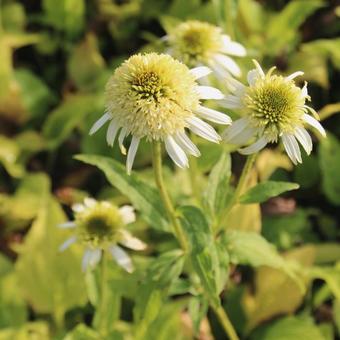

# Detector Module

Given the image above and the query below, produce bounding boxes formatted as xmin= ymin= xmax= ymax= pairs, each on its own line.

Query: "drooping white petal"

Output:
xmin=118 ymin=127 xmax=128 ymax=155
xmin=174 ymin=132 xmax=200 ymax=157
xmin=72 ymin=203 xmax=85 ymax=213
xmin=286 ymin=71 xmax=304 ymax=81
xmin=300 ymin=82 xmax=309 ymax=99
xmin=195 ymin=105 xmax=232 ymax=125
xmin=239 ymin=136 xmax=268 ymax=155
xmin=282 ymin=134 xmax=302 ymax=164
xmin=186 ymin=117 xmax=221 ymax=143
xmin=189 ymin=66 xmax=212 ymax=80
xmin=110 ymin=245 xmax=133 ymax=273
xmin=89 ymin=113 xmax=111 ymax=135
xmin=222 ymin=117 xmax=249 ymax=142
xmin=213 ymin=54 xmax=242 ymax=77
xmin=58 ymin=221 xmax=76 ymax=229
xmin=208 ymin=60 xmax=231 ymax=80
xmin=164 ymin=135 xmax=189 ymax=168
xmin=303 ymin=114 xmax=326 ymax=137
xmin=119 ymin=230 xmax=147 ymax=251
xmin=126 ymin=136 xmax=140 ymax=175
xmin=219 ymin=95 xmax=244 ymax=109
xmin=106 ymin=119 xmax=120 ymax=146
xmin=89 ymin=249 xmax=102 ymax=268
xmin=294 ymin=127 xmax=313 ymax=155
xmin=196 ymin=86 xmax=224 ymax=100
xmin=84 ymin=197 xmax=96 ymax=208
xmin=59 ymin=236 xmax=77 ymax=252
xmin=119 ymin=205 xmax=136 ymax=224
xmin=220 ymin=37 xmax=247 ymax=56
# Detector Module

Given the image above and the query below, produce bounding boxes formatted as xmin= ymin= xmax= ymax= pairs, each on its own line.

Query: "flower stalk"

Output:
xmin=152 ymin=141 xmax=189 ymax=252
xmin=212 ymin=304 xmax=239 ymax=340
xmin=218 ymin=153 xmax=257 ymax=231
xmin=97 ymin=250 xmax=108 ymax=335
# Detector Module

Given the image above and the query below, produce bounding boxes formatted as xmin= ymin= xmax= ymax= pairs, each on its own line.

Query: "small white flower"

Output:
xmin=222 ymin=60 xmax=326 ymax=165
xmin=58 ymin=198 xmax=146 ymax=273
xmin=164 ymin=20 xmax=246 ymax=81
xmin=90 ymin=53 xmax=231 ymax=174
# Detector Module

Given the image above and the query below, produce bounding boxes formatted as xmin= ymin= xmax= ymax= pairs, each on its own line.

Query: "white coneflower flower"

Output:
xmin=90 ymin=53 xmax=231 ymax=173
xmin=222 ymin=60 xmax=326 ymax=164
xmin=164 ymin=20 xmax=246 ymax=80
xmin=58 ymin=198 xmax=146 ymax=273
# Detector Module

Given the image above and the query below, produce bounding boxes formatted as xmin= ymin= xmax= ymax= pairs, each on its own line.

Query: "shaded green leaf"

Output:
xmin=239 ymin=181 xmax=299 ymax=204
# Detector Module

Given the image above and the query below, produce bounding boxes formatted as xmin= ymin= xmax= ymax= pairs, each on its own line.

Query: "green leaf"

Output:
xmin=0 ymin=135 xmax=24 ymax=178
xmin=309 ymin=266 xmax=340 ymax=300
xmin=222 ymin=230 xmax=304 ymax=290
xmin=64 ymin=324 xmax=101 ymax=340
xmin=266 ymin=0 xmax=324 ymax=54
xmin=42 ymin=0 xmax=85 ymax=36
xmin=203 ymin=152 xmax=231 ymax=217
xmin=250 ymin=315 xmax=325 ymax=340
xmin=319 ymin=133 xmax=340 ymax=205
xmin=75 ymin=154 xmax=169 ymax=231
xmin=179 ymin=206 xmax=220 ymax=306
xmin=15 ymin=175 xmax=87 ymax=315
xmin=43 ymin=94 xmax=103 ymax=149
xmin=14 ymin=69 xmax=54 ymax=119
xmin=239 ymin=181 xmax=299 ymax=204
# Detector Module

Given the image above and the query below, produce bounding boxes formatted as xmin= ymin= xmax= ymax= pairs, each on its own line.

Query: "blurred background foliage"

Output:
xmin=0 ymin=0 xmax=340 ymax=339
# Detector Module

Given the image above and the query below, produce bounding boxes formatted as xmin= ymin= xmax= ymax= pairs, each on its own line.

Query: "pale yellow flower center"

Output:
xmin=105 ymin=53 xmax=200 ymax=140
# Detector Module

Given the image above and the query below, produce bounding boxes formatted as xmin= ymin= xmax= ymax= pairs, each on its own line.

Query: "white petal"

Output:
xmin=58 ymin=221 xmax=76 ymax=229
xmin=126 ymin=136 xmax=140 ymax=175
xmin=89 ymin=249 xmax=102 ymax=268
xmin=84 ymin=197 xmax=96 ymax=208
xmin=226 ymin=77 xmax=246 ymax=95
xmin=186 ymin=117 xmax=221 ymax=143
xmin=59 ymin=236 xmax=77 ymax=252
xmin=303 ymin=114 xmax=326 ymax=137
xmin=222 ymin=117 xmax=249 ymax=142
xmin=119 ymin=230 xmax=147 ymax=251
xmin=282 ymin=134 xmax=302 ymax=164
xmin=195 ymin=105 xmax=232 ymax=125
xmin=247 ymin=69 xmax=261 ymax=86
xmin=119 ymin=205 xmax=136 ymax=224
xmin=239 ymin=136 xmax=268 ymax=154
xmin=301 ymin=82 xmax=309 ymax=99
xmin=227 ymin=126 xmax=256 ymax=145
xmin=106 ymin=120 xmax=120 ymax=146
xmin=252 ymin=60 xmax=265 ymax=78
xmin=221 ymin=37 xmax=247 ymax=56
xmin=110 ymin=245 xmax=133 ymax=273
xmin=164 ymin=135 xmax=189 ymax=168
xmin=294 ymin=127 xmax=313 ymax=155
xmin=286 ymin=71 xmax=304 ymax=81
xmin=89 ymin=113 xmax=111 ymax=135
xmin=208 ymin=60 xmax=231 ymax=80
xmin=213 ymin=54 xmax=241 ymax=77
xmin=219 ymin=95 xmax=244 ymax=109
xmin=189 ymin=66 xmax=212 ymax=80
xmin=72 ymin=203 xmax=85 ymax=213
xmin=118 ymin=127 xmax=128 ymax=155
xmin=174 ymin=132 xmax=200 ymax=157
xmin=196 ymin=86 xmax=224 ymax=100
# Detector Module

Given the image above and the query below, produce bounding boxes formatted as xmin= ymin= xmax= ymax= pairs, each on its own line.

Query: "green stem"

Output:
xmin=188 ymin=156 xmax=201 ymax=205
xmin=218 ymin=153 xmax=257 ymax=230
xmin=98 ymin=250 xmax=108 ymax=335
xmin=212 ymin=304 xmax=239 ymax=340
xmin=152 ymin=141 xmax=189 ymax=252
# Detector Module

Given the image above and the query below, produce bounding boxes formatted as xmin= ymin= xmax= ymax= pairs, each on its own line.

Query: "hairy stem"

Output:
xmin=152 ymin=141 xmax=189 ymax=252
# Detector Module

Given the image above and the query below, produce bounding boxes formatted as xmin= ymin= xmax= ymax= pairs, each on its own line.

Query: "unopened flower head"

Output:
xmin=165 ymin=20 xmax=246 ymax=79
xmin=90 ymin=53 xmax=232 ymax=173
xmin=58 ymin=198 xmax=146 ymax=272
xmin=222 ymin=60 xmax=326 ymax=164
